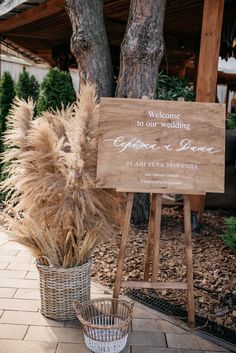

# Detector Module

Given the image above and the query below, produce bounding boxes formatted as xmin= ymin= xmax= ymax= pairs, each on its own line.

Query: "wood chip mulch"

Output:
xmin=91 ymin=207 xmax=236 ymax=330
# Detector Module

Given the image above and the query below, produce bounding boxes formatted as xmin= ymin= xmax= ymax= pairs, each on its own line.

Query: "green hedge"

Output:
xmin=36 ymin=68 xmax=76 ymax=115
xmin=0 ymin=72 xmax=15 ymax=152
xmin=16 ymin=67 xmax=39 ymax=102
xmin=0 ymin=72 xmax=15 ymax=200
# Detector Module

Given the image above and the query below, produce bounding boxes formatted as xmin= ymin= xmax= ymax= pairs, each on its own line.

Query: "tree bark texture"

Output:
xmin=65 ymin=0 xmax=114 ymax=97
xmin=116 ymin=0 xmax=167 ymax=99
xmin=116 ymin=0 xmax=167 ymax=224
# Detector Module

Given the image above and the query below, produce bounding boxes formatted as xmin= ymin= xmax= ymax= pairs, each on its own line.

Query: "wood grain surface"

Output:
xmin=96 ymin=98 xmax=225 ymax=194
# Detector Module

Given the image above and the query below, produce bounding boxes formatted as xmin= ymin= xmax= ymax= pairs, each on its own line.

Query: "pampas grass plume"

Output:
xmin=1 ymin=82 xmax=124 ymax=268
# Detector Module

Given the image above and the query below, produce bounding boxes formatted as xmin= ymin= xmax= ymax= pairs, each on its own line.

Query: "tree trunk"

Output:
xmin=116 ymin=0 xmax=167 ymax=225
xmin=66 ymin=0 xmax=167 ymax=225
xmin=116 ymin=0 xmax=167 ymax=99
xmin=65 ymin=0 xmax=114 ymax=97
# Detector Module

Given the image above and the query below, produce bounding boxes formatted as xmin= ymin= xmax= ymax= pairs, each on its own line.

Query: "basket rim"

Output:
xmin=73 ymin=298 xmax=133 ymax=330
xmin=36 ymin=258 xmax=92 ymax=271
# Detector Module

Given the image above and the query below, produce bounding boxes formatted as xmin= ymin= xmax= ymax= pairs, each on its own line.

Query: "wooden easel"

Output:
xmin=113 ymin=191 xmax=205 ymax=328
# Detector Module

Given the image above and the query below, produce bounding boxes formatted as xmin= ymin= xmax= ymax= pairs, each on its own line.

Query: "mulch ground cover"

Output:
xmin=91 ymin=207 xmax=236 ymax=330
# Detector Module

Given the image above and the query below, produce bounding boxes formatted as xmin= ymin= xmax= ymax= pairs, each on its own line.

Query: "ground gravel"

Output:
xmin=91 ymin=207 xmax=236 ymax=330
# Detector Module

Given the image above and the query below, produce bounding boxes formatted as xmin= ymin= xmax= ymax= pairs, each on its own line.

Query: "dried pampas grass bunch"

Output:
xmin=1 ymin=82 xmax=124 ymax=268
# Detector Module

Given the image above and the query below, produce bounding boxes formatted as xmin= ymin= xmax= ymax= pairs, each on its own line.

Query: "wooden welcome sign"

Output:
xmin=96 ymin=98 xmax=225 ymax=194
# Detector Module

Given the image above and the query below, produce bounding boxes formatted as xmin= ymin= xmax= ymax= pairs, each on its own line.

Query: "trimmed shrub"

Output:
xmin=222 ymin=217 xmax=236 ymax=252
xmin=0 ymin=72 xmax=15 ymax=200
xmin=0 ymin=72 xmax=15 ymax=151
xmin=16 ymin=67 xmax=39 ymax=102
xmin=36 ymin=68 xmax=76 ymax=115
xmin=29 ymin=75 xmax=40 ymax=102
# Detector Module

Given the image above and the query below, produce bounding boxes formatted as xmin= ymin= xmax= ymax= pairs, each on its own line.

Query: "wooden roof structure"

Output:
xmin=0 ymin=0 xmax=235 ymax=74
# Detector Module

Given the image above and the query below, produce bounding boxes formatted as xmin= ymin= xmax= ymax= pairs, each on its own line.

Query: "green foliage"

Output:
xmin=0 ymin=164 xmax=8 ymax=201
xmin=0 ymin=72 xmax=14 ymax=199
xmin=0 ymin=72 xmax=15 ymax=150
xmin=16 ymin=67 xmax=39 ymax=102
xmin=156 ymin=73 xmax=195 ymax=101
xmin=227 ymin=113 xmax=236 ymax=129
xmin=36 ymin=68 xmax=76 ymax=115
xmin=29 ymin=75 xmax=40 ymax=102
xmin=222 ymin=217 xmax=236 ymax=252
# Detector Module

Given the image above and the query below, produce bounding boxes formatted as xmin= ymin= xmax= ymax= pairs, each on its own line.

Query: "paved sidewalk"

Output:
xmin=0 ymin=231 xmax=231 ymax=353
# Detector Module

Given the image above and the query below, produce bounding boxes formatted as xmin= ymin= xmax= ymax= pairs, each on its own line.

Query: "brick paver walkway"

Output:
xmin=0 ymin=231 xmax=231 ymax=353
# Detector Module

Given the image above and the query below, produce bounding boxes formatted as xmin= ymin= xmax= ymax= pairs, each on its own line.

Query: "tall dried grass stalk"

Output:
xmin=1 ymin=83 xmax=124 ymax=268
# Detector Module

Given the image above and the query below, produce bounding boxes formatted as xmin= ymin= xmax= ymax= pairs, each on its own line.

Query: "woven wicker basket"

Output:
xmin=37 ymin=259 xmax=91 ymax=320
xmin=73 ymin=298 xmax=133 ymax=353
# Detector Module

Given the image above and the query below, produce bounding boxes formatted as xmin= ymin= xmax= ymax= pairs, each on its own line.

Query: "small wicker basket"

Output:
xmin=73 ymin=298 xmax=133 ymax=353
xmin=37 ymin=259 xmax=91 ymax=320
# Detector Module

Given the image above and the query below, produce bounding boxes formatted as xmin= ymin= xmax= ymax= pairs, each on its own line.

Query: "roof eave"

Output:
xmin=0 ymin=0 xmax=28 ymax=16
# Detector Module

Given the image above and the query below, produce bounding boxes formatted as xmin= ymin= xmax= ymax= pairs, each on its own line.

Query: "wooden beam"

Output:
xmin=151 ymin=194 xmax=162 ymax=282
xmin=143 ymin=194 xmax=156 ymax=281
xmin=183 ymin=195 xmax=195 ymax=328
xmin=0 ymin=37 xmax=47 ymax=64
xmin=113 ymin=193 xmax=134 ymax=299
xmin=121 ymin=281 xmax=188 ymax=290
xmin=196 ymin=0 xmax=224 ymax=101
xmin=191 ymin=0 xmax=224 ymax=221
xmin=0 ymin=0 xmax=65 ymax=32
xmin=35 ymin=50 xmax=53 ymax=65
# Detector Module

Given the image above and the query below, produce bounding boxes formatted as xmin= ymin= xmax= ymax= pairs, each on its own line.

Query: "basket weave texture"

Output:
xmin=37 ymin=259 xmax=91 ymax=320
xmin=74 ymin=298 xmax=133 ymax=353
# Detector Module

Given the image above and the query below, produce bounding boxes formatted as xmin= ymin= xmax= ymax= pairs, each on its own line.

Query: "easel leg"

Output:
xmin=198 ymin=195 xmax=206 ymax=224
xmin=151 ymin=194 xmax=162 ymax=282
xmin=113 ymin=192 xmax=134 ymax=299
xmin=144 ymin=194 xmax=157 ymax=281
xmin=184 ymin=195 xmax=195 ymax=328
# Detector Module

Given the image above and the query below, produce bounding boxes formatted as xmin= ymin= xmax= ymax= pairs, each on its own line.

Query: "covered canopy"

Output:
xmin=0 ymin=0 xmax=235 ymax=73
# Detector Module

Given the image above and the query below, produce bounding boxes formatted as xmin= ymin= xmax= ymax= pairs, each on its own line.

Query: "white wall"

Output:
xmin=1 ymin=56 xmax=49 ymax=83
xmin=1 ymin=55 xmax=79 ymax=92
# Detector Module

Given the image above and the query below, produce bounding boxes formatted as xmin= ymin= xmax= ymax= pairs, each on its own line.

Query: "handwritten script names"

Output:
xmin=103 ymin=136 xmax=222 ymax=154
